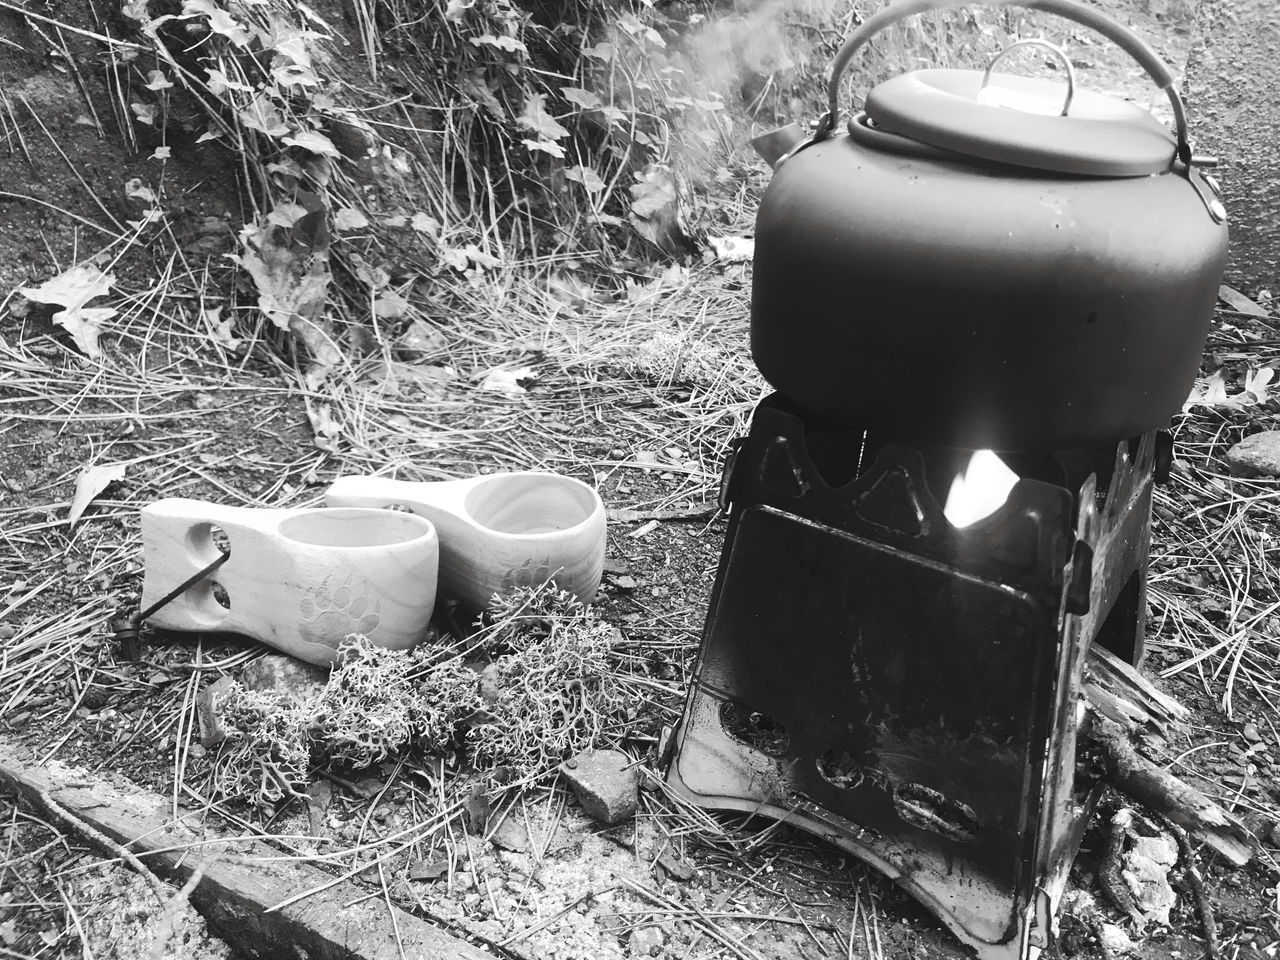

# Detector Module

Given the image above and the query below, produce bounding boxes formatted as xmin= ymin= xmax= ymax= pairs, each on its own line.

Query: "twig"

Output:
xmin=35 ymin=788 xmax=167 ymax=903
xmin=1156 ymin=813 xmax=1221 ymax=960
xmin=148 ymin=855 xmax=218 ymax=960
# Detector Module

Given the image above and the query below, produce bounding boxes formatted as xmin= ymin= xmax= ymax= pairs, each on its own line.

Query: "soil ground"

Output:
xmin=1 ymin=1 xmax=1278 ymax=959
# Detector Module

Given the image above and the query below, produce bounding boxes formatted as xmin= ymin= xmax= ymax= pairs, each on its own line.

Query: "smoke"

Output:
xmin=596 ymin=0 xmax=854 ymax=199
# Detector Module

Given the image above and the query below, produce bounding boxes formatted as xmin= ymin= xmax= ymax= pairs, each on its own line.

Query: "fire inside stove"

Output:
xmin=666 ymin=394 xmax=1168 ymax=960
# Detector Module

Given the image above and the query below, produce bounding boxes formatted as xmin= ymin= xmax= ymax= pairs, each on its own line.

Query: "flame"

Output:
xmin=944 ymin=449 xmax=1019 ymax=529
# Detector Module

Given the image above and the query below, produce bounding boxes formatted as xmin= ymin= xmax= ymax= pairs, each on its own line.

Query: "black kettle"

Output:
xmin=750 ymin=0 xmax=1228 ymax=449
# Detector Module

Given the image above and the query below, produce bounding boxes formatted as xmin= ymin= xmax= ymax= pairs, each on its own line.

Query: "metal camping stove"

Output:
xmin=666 ymin=394 xmax=1169 ymax=960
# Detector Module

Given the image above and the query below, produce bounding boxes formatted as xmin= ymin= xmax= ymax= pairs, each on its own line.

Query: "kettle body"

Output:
xmin=749 ymin=0 xmax=1229 ymax=450
xmin=751 ymin=128 xmax=1228 ymax=449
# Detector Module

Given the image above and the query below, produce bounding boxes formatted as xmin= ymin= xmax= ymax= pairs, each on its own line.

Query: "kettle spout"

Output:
xmin=751 ymin=123 xmax=806 ymax=170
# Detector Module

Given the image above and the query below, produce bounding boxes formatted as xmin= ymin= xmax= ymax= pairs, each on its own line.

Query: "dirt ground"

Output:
xmin=1 ymin=0 xmax=1278 ymax=959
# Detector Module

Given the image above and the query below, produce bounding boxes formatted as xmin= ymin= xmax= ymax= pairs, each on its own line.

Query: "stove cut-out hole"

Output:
xmin=210 ymin=581 xmax=231 ymax=609
xmin=892 ymin=781 xmax=980 ymax=843
xmin=719 ymin=701 xmax=790 ymax=757
xmin=816 ymin=748 xmax=888 ymax=791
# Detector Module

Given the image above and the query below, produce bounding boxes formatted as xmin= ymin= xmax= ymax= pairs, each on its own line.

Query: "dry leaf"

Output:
xmin=1219 ymin=284 xmax=1270 ymax=317
xmin=18 ymin=264 xmax=118 ymax=358
xmin=1183 ymin=369 xmax=1230 ymax=411
xmin=1181 ymin=366 xmax=1276 ymax=412
xmin=69 ymin=462 xmax=127 ymax=527
xmin=334 ymin=207 xmax=369 ymax=231
xmin=706 ymin=236 xmax=754 ymax=263
xmin=481 ymin=366 xmax=536 ymax=395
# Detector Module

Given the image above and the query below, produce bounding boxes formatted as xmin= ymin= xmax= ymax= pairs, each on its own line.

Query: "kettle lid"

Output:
xmin=863 ymin=68 xmax=1176 ymax=177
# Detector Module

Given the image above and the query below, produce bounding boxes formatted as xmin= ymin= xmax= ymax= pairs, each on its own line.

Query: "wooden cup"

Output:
xmin=324 ymin=472 xmax=606 ymax=611
xmin=140 ymin=499 xmax=439 ymax=665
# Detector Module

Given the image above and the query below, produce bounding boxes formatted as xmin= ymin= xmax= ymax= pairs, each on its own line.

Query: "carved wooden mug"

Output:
xmin=140 ymin=499 xmax=439 ymax=664
xmin=324 ymin=472 xmax=606 ymax=611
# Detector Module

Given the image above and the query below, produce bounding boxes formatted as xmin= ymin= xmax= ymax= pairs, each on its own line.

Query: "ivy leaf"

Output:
xmin=470 ymin=34 xmax=527 ymax=55
xmin=410 ymin=213 xmax=441 ymax=238
xmin=182 ymin=0 xmax=252 ymax=46
xmin=561 ymin=87 xmax=601 ymax=110
xmin=18 ymin=264 xmax=117 ymax=359
xmin=130 ymin=102 xmax=157 ymax=125
xmin=565 ymin=165 xmax=605 ymax=192
xmin=522 ymin=138 xmax=565 ymax=159
xmin=283 ymin=130 xmax=340 ymax=157
xmin=444 ymin=0 xmax=475 ymax=21
xmin=617 ymin=12 xmax=665 ymax=47
xmin=373 ymin=290 xmax=410 ymax=319
xmin=519 ymin=95 xmax=569 ymax=141
xmin=583 ymin=42 xmax=613 ymax=61
xmin=266 ymin=201 xmax=309 ymax=229
xmin=205 ymin=67 xmax=252 ymax=95
xmin=143 ymin=69 xmax=173 ymax=91
xmin=238 ymin=97 xmax=289 ymax=137
xmin=599 ymin=105 xmax=628 ymax=126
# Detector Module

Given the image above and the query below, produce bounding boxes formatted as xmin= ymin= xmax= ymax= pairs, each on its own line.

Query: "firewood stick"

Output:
xmin=1083 ymin=712 xmax=1255 ymax=868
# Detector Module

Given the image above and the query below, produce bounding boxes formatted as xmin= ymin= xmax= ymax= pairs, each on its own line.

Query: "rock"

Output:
xmin=0 ymin=624 xmax=15 ymax=640
xmin=241 ymin=654 xmax=327 ymax=697
xmin=1243 ymin=721 xmax=1262 ymax=742
xmin=628 ymin=924 xmax=665 ymax=957
xmin=560 ymin=749 xmax=639 ymax=825
xmin=395 ymin=318 xmax=447 ymax=361
xmin=1097 ymin=922 xmax=1134 ymax=957
xmin=1225 ymin=432 xmax=1280 ymax=477
xmin=195 ymin=676 xmax=238 ymax=747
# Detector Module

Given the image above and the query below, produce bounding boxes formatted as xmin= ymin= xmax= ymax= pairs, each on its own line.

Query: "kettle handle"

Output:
xmin=821 ymin=0 xmax=1191 ymax=164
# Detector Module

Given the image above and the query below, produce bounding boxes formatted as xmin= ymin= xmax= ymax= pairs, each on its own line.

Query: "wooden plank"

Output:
xmin=0 ymin=738 xmax=494 ymax=960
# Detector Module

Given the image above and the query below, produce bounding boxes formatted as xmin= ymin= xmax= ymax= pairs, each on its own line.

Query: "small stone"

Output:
xmin=408 ymin=859 xmax=449 ymax=881
xmin=395 ymin=318 xmax=447 ymax=361
xmin=455 ymin=872 xmax=477 ymax=892
xmin=628 ymin=925 xmax=665 ymax=957
xmin=1242 ymin=721 xmax=1262 ymax=743
xmin=1225 ymin=431 xmax=1280 ymax=477
xmin=0 ymin=624 xmax=15 ymax=640
xmin=241 ymin=654 xmax=327 ymax=697
xmin=560 ymin=749 xmax=639 ymax=825
xmin=656 ymin=849 xmax=695 ymax=882
xmin=491 ymin=816 xmax=530 ymax=853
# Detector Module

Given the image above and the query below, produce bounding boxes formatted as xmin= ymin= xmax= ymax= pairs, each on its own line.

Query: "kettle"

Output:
xmin=750 ymin=0 xmax=1228 ymax=450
